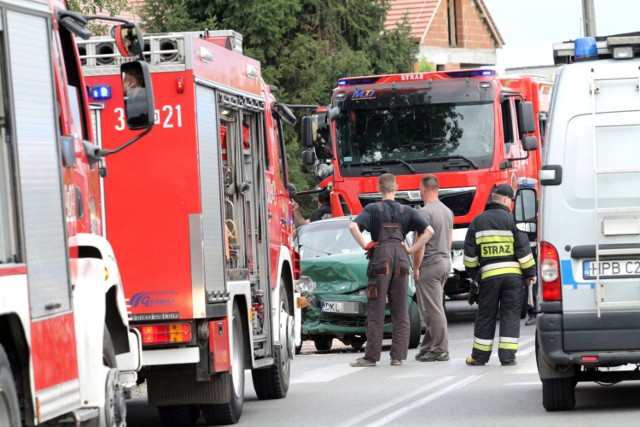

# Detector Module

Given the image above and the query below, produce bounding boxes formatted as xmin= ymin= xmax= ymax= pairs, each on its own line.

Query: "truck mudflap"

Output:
xmin=537 ymin=312 xmax=640 ymax=370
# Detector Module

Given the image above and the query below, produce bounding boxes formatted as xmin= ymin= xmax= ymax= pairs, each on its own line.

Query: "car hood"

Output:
xmin=301 ymin=252 xmax=367 ymax=295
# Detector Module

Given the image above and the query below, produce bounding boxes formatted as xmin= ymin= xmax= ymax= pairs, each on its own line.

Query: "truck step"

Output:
xmin=58 ymin=408 xmax=100 ymax=424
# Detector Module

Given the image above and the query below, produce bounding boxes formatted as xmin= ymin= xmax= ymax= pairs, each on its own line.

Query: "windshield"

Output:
xmin=336 ymin=93 xmax=494 ymax=174
xmin=297 ymin=220 xmax=371 ymax=259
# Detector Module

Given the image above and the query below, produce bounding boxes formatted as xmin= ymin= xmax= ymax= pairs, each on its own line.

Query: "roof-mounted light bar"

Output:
xmin=337 ymin=69 xmax=496 ymax=87
xmin=553 ymin=34 xmax=640 ymax=65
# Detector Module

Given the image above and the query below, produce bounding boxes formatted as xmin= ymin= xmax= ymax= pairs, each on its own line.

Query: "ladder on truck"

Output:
xmin=590 ymin=66 xmax=640 ymax=317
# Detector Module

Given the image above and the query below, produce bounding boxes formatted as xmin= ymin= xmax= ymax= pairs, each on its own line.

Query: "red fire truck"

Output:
xmin=0 ymin=0 xmax=154 ymax=426
xmin=301 ymin=70 xmax=551 ymax=296
xmin=81 ymin=30 xmax=302 ymax=425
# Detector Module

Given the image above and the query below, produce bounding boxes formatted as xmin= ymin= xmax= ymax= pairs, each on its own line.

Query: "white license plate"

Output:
xmin=321 ymin=300 xmax=362 ymax=314
xmin=583 ymin=260 xmax=640 ymax=279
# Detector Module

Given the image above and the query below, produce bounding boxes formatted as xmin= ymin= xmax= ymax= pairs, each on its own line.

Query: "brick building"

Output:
xmin=386 ymin=0 xmax=504 ymax=70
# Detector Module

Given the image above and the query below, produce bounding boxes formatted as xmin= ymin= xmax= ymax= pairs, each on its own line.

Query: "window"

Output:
xmin=501 ymin=99 xmax=514 ymax=148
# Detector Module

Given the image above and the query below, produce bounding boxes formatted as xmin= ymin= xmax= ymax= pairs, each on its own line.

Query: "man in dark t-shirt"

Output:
xmin=348 ymin=173 xmax=434 ymax=367
xmin=293 ymin=189 xmax=331 ymax=226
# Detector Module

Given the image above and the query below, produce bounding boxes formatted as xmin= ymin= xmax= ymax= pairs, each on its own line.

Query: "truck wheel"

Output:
xmin=158 ymin=405 xmax=200 ymax=427
xmin=0 ymin=344 xmax=20 ymax=427
xmin=351 ymin=338 xmax=365 ymax=351
xmin=542 ymin=377 xmax=576 ymax=411
xmin=103 ymin=327 xmax=126 ymax=427
xmin=202 ymin=301 xmax=245 ymax=425
xmin=252 ymin=285 xmax=291 ymax=400
xmin=408 ymin=299 xmax=421 ymax=349
xmin=313 ymin=336 xmax=332 ymax=352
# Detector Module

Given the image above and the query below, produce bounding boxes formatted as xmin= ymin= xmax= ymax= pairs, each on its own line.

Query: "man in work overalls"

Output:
xmin=348 ymin=173 xmax=434 ymax=367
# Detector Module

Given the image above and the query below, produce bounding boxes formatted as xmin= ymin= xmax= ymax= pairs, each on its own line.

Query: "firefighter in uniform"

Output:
xmin=348 ymin=173 xmax=434 ymax=367
xmin=463 ymin=184 xmax=537 ymax=366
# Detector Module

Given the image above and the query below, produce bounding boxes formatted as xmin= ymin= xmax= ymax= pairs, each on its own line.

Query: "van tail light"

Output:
xmin=540 ymin=241 xmax=562 ymax=301
xmin=134 ymin=323 xmax=193 ymax=346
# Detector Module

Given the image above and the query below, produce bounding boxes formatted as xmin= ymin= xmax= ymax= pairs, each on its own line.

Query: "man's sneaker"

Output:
xmin=525 ymin=315 xmax=537 ymax=326
xmin=390 ymin=359 xmax=403 ymax=366
xmin=414 ymin=349 xmax=428 ymax=361
xmin=349 ymin=357 xmax=376 ymax=367
xmin=465 ymin=356 xmax=485 ymax=366
xmin=418 ymin=351 xmax=450 ymax=362
xmin=501 ymin=359 xmax=517 ymax=366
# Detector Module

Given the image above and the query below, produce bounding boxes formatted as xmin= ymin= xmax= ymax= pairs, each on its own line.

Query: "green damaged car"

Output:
xmin=296 ymin=216 xmax=422 ymax=352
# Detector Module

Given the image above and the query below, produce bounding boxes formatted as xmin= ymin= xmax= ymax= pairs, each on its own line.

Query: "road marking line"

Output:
xmin=291 ymin=365 xmax=361 ymax=383
xmin=337 ymin=376 xmax=454 ymax=427
xmin=366 ymin=375 xmax=483 ymax=427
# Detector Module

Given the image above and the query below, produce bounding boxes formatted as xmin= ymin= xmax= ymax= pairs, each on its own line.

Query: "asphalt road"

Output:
xmin=126 ymin=301 xmax=640 ymax=426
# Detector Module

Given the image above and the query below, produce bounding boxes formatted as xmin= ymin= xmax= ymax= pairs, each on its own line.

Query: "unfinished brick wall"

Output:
xmin=456 ymin=0 xmax=496 ymax=49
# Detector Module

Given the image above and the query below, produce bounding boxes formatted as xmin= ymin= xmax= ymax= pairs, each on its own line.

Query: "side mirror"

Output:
xmin=111 ymin=24 xmax=144 ymax=57
xmin=328 ymin=106 xmax=340 ymax=121
xmin=121 ymin=61 xmax=155 ymax=130
xmin=522 ymin=135 xmax=538 ymax=151
xmin=301 ymin=116 xmax=314 ymax=148
xmin=517 ymin=102 xmax=536 ymax=134
xmin=275 ymin=102 xmax=297 ymax=127
xmin=302 ymin=149 xmax=317 ymax=166
xmin=514 ymin=187 xmax=538 ymax=241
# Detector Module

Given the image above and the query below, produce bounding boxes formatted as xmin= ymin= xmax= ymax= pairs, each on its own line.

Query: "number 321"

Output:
xmin=114 ymin=105 xmax=182 ymax=131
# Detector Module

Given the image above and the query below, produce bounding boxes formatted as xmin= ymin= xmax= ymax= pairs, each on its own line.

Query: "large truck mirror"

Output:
xmin=111 ymin=24 xmax=144 ymax=57
xmin=522 ymin=135 xmax=538 ymax=151
xmin=121 ymin=61 xmax=155 ymax=130
xmin=302 ymin=149 xmax=317 ymax=166
xmin=301 ymin=116 xmax=314 ymax=148
xmin=517 ymin=101 xmax=536 ymax=134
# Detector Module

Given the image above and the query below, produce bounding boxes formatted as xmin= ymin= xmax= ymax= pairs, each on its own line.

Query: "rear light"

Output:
xmin=176 ymin=76 xmax=184 ymax=94
xmin=135 ymin=323 xmax=193 ymax=345
xmin=540 ymin=241 xmax=562 ymax=301
xmin=581 ymin=356 xmax=598 ymax=363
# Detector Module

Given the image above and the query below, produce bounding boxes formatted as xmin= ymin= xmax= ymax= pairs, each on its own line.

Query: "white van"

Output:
xmin=530 ymin=35 xmax=640 ymax=411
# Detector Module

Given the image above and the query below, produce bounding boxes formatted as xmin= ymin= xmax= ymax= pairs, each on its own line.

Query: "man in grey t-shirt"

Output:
xmin=412 ymin=174 xmax=454 ymax=362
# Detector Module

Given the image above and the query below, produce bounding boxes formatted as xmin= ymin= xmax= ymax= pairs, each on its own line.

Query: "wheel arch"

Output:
xmin=0 ymin=313 xmax=34 ymax=423
xmin=232 ymin=294 xmax=252 ymax=369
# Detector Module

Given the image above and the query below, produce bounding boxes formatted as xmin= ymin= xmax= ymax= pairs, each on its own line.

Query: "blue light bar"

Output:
xmin=444 ymin=69 xmax=496 ymax=78
xmin=337 ymin=77 xmax=381 ymax=87
xmin=574 ymin=37 xmax=597 ymax=61
xmin=90 ymin=85 xmax=112 ymax=100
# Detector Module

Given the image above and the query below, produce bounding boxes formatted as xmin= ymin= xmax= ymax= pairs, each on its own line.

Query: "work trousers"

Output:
xmin=365 ymin=241 xmax=410 ymax=362
xmin=416 ymin=258 xmax=451 ymax=353
xmin=471 ymin=274 xmax=524 ymax=364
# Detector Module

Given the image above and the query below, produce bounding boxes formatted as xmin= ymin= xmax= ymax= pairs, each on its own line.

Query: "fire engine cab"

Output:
xmin=0 ymin=0 xmax=154 ymax=425
xmin=301 ymin=69 xmax=550 ymax=299
xmin=80 ymin=30 xmax=302 ymax=425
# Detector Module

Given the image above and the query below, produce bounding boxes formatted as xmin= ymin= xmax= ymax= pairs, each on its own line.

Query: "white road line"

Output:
xmin=367 ymin=375 xmax=483 ymax=427
xmin=337 ymin=376 xmax=454 ymax=427
xmin=291 ymin=364 xmax=365 ymax=384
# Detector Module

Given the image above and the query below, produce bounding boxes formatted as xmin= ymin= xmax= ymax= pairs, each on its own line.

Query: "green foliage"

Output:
xmin=136 ymin=0 xmax=418 ymax=213
xmin=71 ymin=0 xmax=130 ymax=16
xmin=417 ymin=56 xmax=435 ymax=72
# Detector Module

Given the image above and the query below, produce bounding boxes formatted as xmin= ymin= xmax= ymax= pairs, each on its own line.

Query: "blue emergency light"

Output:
xmin=90 ymin=85 xmax=112 ymax=100
xmin=574 ymin=37 xmax=597 ymax=61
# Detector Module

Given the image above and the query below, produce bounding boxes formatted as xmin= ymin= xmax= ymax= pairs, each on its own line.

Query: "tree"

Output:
xmin=70 ymin=0 xmax=130 ymax=17
xmin=137 ymin=0 xmax=418 ymax=208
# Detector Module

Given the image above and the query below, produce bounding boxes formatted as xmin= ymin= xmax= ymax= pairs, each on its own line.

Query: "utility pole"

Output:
xmin=582 ymin=0 xmax=597 ymax=37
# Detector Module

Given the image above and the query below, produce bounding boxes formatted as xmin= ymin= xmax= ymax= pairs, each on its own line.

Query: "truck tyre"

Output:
xmin=0 ymin=344 xmax=20 ymax=427
xmin=252 ymin=285 xmax=291 ymax=400
xmin=408 ymin=299 xmax=421 ymax=349
xmin=313 ymin=336 xmax=332 ymax=352
xmin=103 ymin=327 xmax=126 ymax=427
xmin=158 ymin=405 xmax=200 ymax=427
xmin=202 ymin=301 xmax=245 ymax=425
xmin=542 ymin=377 xmax=576 ymax=411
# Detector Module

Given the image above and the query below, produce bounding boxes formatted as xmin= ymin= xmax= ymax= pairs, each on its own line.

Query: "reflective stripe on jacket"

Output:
xmin=463 ymin=202 xmax=536 ymax=280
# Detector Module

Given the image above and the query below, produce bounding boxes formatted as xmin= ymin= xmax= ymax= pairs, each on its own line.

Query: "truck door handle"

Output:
xmin=45 ymin=303 xmax=62 ymax=310
xmin=268 ymin=213 xmax=273 ymax=218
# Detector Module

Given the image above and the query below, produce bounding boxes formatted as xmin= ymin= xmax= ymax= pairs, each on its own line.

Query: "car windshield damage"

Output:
xmin=335 ymin=89 xmax=494 ymax=176
xmin=298 ymin=220 xmax=371 ymax=259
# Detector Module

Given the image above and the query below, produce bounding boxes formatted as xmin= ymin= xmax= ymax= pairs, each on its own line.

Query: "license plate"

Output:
xmin=321 ymin=300 xmax=362 ymax=314
xmin=583 ymin=260 xmax=640 ymax=279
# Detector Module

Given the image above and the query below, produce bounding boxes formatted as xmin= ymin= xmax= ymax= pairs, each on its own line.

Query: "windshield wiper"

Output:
xmin=412 ymin=155 xmax=478 ymax=170
xmin=299 ymin=245 xmax=332 ymax=257
xmin=371 ymin=159 xmax=416 ymax=173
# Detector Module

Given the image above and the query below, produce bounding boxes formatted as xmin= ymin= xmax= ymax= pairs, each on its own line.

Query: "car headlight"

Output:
xmin=296 ymin=276 xmax=317 ymax=294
